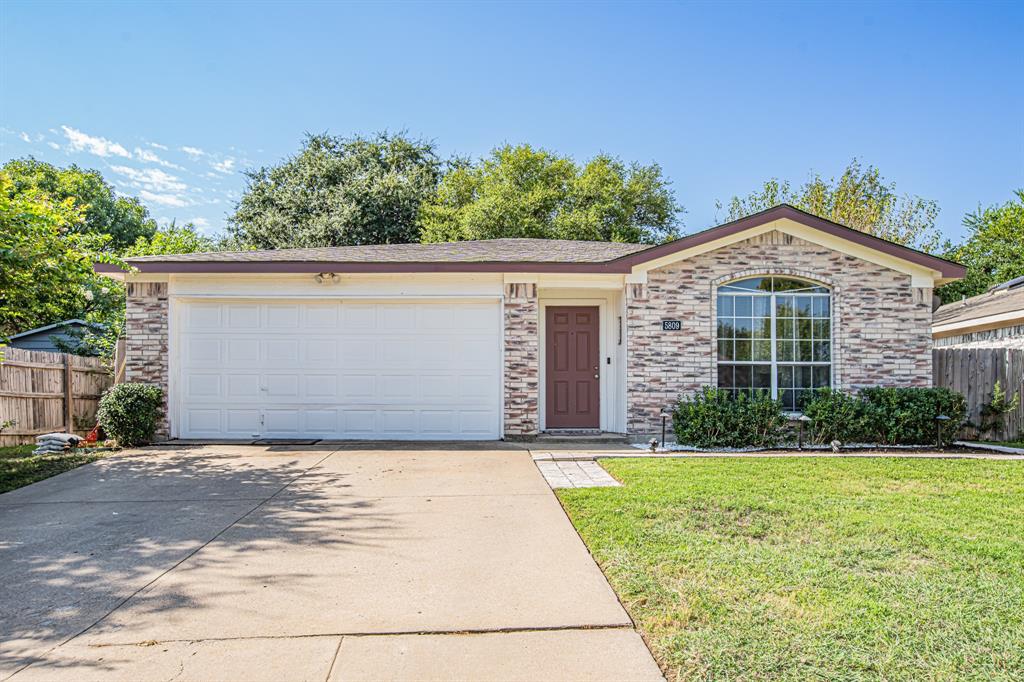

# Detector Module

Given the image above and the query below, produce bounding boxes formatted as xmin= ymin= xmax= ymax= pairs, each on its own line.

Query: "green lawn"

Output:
xmin=558 ymin=458 xmax=1024 ymax=681
xmin=0 ymin=444 xmax=108 ymax=494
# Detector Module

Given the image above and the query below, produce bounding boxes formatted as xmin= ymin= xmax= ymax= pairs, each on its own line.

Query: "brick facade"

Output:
xmin=125 ymin=281 xmax=170 ymax=439
xmin=625 ymin=230 xmax=933 ymax=434
xmin=503 ymin=282 xmax=539 ymax=437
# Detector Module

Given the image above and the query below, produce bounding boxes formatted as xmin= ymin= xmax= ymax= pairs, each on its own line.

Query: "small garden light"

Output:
xmin=659 ymin=409 xmax=671 ymax=451
xmin=934 ymin=414 xmax=950 ymax=449
xmin=797 ymin=414 xmax=812 ymax=450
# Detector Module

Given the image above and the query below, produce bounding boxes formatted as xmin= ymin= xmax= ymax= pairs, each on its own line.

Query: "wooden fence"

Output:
xmin=933 ymin=347 xmax=1024 ymax=441
xmin=0 ymin=347 xmax=112 ymax=446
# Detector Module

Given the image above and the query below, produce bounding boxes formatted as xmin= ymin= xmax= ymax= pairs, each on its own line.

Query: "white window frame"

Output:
xmin=715 ymin=277 xmax=833 ymax=410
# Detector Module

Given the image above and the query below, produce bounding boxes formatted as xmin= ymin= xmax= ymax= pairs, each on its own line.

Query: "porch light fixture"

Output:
xmin=314 ymin=272 xmax=341 ymax=284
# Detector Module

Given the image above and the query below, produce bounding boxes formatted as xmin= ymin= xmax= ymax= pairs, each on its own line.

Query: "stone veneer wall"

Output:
xmin=503 ymin=282 xmax=539 ymax=437
xmin=626 ymin=230 xmax=934 ymax=435
xmin=125 ymin=281 xmax=170 ymax=439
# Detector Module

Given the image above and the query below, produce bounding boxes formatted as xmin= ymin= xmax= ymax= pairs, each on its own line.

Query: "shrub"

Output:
xmin=97 ymin=383 xmax=163 ymax=447
xmin=801 ymin=386 xmax=967 ymax=446
xmin=800 ymin=389 xmax=870 ymax=444
xmin=858 ymin=386 xmax=967 ymax=446
xmin=673 ymin=387 xmax=787 ymax=448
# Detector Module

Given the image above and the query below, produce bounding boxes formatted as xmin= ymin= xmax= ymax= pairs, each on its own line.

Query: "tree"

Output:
xmin=419 ymin=145 xmax=682 ymax=244
xmin=938 ymin=190 xmax=1024 ymax=303
xmin=123 ymin=221 xmax=217 ymax=257
xmin=719 ymin=159 xmax=941 ymax=252
xmin=229 ymin=132 xmax=442 ymax=249
xmin=2 ymin=157 xmax=157 ymax=250
xmin=0 ymin=170 xmax=120 ymax=339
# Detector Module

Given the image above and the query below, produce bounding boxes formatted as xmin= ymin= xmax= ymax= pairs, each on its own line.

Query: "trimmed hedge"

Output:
xmin=673 ymin=385 xmax=967 ymax=448
xmin=672 ymin=387 xmax=787 ymax=448
xmin=97 ymin=383 xmax=163 ymax=447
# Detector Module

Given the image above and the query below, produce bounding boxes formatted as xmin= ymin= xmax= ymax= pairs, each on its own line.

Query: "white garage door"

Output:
xmin=176 ymin=300 xmax=502 ymax=440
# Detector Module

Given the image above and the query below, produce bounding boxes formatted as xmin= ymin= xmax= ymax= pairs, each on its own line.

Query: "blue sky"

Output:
xmin=1 ymin=1 xmax=1021 ymax=241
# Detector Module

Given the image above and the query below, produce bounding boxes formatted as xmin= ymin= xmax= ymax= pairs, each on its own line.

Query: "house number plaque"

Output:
xmin=662 ymin=320 xmax=682 ymax=331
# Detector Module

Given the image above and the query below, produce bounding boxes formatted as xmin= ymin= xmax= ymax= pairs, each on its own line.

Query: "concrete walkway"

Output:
xmin=0 ymin=443 xmax=662 ymax=681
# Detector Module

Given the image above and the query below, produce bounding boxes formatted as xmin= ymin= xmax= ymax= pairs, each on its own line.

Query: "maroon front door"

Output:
xmin=545 ymin=306 xmax=600 ymax=429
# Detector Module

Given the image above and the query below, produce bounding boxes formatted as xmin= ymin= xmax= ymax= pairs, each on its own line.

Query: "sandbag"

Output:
xmin=37 ymin=433 xmax=80 ymax=444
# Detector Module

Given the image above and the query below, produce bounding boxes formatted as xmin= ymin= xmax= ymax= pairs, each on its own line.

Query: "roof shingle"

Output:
xmin=125 ymin=238 xmax=650 ymax=264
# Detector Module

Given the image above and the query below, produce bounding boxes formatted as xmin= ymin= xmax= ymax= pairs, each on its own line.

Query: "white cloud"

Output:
xmin=109 ymin=165 xmax=188 ymax=193
xmin=19 ymin=132 xmax=31 ymax=143
xmin=47 ymin=142 xmax=60 ymax=150
xmin=140 ymin=190 xmax=188 ymax=207
xmin=210 ymin=157 xmax=236 ymax=174
xmin=189 ymin=217 xmax=210 ymax=228
xmin=133 ymin=147 xmax=183 ymax=169
xmin=61 ymin=125 xmax=131 ymax=158
xmin=148 ymin=142 xmax=169 ymax=151
xmin=180 ymin=146 xmax=206 ymax=159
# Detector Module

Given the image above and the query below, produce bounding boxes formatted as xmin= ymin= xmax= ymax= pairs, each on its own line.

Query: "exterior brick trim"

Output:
xmin=503 ymin=283 xmax=539 ymax=437
xmin=124 ymin=282 xmax=170 ymax=439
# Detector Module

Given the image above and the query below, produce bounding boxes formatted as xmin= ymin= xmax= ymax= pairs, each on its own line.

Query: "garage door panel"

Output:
xmin=226 ymin=304 xmax=260 ymax=329
xmin=186 ymin=374 xmax=221 ymax=399
xmin=306 ymin=339 xmax=338 ymax=363
xmin=225 ymin=339 xmax=260 ymax=365
xmin=186 ymin=337 xmax=221 ymax=365
xmin=226 ymin=374 xmax=260 ymax=398
xmin=265 ymin=339 xmax=300 ymax=364
xmin=177 ymin=300 xmax=501 ymax=439
xmin=265 ymin=304 xmax=301 ymax=328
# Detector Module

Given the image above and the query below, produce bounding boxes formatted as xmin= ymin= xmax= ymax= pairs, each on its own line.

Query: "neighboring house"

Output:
xmin=6 ymin=319 xmax=104 ymax=354
xmin=933 ymin=276 xmax=1024 ymax=348
xmin=97 ymin=204 xmax=964 ymax=442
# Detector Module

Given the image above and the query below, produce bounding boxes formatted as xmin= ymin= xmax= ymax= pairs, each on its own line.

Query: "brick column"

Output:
xmin=125 ymin=281 xmax=170 ymax=439
xmin=503 ymin=282 xmax=539 ymax=438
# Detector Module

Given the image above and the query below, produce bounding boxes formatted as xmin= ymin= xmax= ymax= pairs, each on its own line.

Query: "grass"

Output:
xmin=0 ymin=444 xmax=109 ymax=494
xmin=990 ymin=440 xmax=1024 ymax=449
xmin=558 ymin=457 xmax=1024 ymax=681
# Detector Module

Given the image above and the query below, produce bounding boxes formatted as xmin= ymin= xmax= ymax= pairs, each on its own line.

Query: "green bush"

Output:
xmin=97 ymin=383 xmax=163 ymax=446
xmin=800 ymin=389 xmax=870 ymax=444
xmin=859 ymin=386 xmax=967 ymax=446
xmin=673 ymin=387 xmax=787 ymax=448
xmin=801 ymin=386 xmax=967 ymax=446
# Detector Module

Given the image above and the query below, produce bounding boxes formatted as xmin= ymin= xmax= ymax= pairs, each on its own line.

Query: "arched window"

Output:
xmin=716 ymin=276 xmax=831 ymax=411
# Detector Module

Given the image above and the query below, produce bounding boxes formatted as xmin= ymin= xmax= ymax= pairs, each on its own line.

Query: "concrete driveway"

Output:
xmin=0 ymin=443 xmax=662 ymax=681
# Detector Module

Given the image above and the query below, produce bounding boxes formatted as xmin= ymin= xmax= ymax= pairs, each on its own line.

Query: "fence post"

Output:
xmin=64 ymin=354 xmax=74 ymax=433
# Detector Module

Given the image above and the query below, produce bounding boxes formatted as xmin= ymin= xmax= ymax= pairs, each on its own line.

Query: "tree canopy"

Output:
xmin=0 ymin=170 xmax=120 ymax=339
xmin=2 ymin=157 xmax=157 ymax=250
xmin=418 ymin=145 xmax=682 ymax=244
xmin=938 ymin=190 xmax=1024 ymax=303
xmin=229 ymin=132 xmax=442 ymax=249
xmin=719 ymin=159 xmax=941 ymax=252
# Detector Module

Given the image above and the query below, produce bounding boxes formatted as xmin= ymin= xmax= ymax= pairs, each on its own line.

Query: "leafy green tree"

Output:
xmin=719 ymin=159 xmax=941 ymax=252
xmin=124 ymin=221 xmax=217 ymax=257
xmin=419 ymin=145 xmax=681 ymax=244
xmin=0 ymin=170 xmax=121 ymax=339
xmin=229 ymin=132 xmax=442 ymax=248
xmin=2 ymin=157 xmax=157 ymax=250
xmin=938 ymin=190 xmax=1024 ymax=303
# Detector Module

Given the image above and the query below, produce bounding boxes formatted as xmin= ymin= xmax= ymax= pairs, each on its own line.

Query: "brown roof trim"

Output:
xmin=95 ymin=260 xmax=632 ymax=274
xmin=609 ymin=204 xmax=966 ymax=277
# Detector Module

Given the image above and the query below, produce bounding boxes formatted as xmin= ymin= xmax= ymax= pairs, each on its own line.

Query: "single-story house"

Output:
xmin=96 ymin=204 xmax=964 ymax=442
xmin=6 ymin=319 xmax=105 ymax=354
xmin=933 ymin=276 xmax=1024 ymax=348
